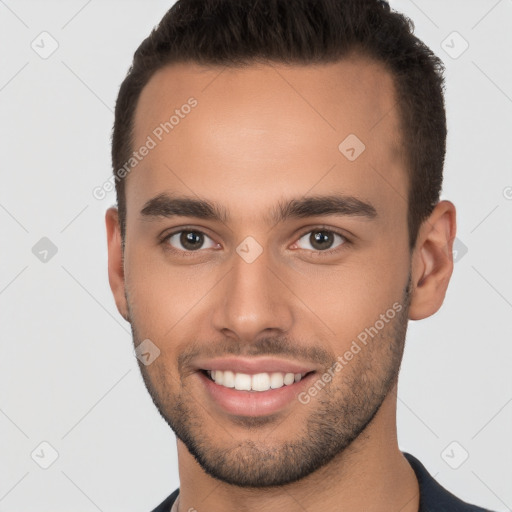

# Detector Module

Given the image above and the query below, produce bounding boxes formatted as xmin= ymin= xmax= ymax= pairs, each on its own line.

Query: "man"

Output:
xmin=105 ymin=0 xmax=494 ymax=510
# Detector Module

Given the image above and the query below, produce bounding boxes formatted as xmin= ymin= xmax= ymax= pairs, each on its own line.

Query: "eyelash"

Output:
xmin=159 ymin=226 xmax=351 ymax=258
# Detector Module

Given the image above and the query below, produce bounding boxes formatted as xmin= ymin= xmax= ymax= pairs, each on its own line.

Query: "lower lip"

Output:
xmin=197 ymin=371 xmax=316 ymax=417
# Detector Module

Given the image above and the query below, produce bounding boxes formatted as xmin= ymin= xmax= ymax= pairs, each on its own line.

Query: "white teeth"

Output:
xmin=206 ymin=370 xmax=308 ymax=391
xmin=251 ymin=372 xmax=270 ymax=391
xmin=234 ymin=373 xmax=252 ymax=391
xmin=283 ymin=373 xmax=295 ymax=385
xmin=222 ymin=370 xmax=235 ymax=388
xmin=270 ymin=372 xmax=284 ymax=388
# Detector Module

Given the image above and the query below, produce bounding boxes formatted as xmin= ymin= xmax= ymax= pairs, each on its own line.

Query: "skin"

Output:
xmin=106 ymin=55 xmax=456 ymax=512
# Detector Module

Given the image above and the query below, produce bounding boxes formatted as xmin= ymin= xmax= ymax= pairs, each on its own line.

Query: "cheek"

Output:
xmin=124 ymin=246 xmax=219 ymax=338
xmin=288 ymin=246 xmax=409 ymax=344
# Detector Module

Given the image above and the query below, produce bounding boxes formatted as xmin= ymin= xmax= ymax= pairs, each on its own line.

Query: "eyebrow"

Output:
xmin=140 ymin=192 xmax=377 ymax=225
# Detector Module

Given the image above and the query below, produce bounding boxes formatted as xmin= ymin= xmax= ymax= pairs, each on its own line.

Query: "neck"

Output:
xmin=175 ymin=383 xmax=419 ymax=512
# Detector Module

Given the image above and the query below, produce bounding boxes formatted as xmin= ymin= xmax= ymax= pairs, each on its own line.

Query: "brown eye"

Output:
xmin=165 ymin=230 xmax=217 ymax=252
xmin=295 ymin=229 xmax=347 ymax=252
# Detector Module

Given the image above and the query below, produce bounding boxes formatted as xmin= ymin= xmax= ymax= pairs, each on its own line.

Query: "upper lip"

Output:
xmin=193 ymin=356 xmax=318 ymax=375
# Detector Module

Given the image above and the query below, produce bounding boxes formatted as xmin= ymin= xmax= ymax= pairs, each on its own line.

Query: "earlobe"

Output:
xmin=105 ymin=207 xmax=130 ymax=322
xmin=408 ymin=200 xmax=457 ymax=321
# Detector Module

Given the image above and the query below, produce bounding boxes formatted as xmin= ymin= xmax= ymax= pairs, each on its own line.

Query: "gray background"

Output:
xmin=0 ymin=0 xmax=511 ymax=510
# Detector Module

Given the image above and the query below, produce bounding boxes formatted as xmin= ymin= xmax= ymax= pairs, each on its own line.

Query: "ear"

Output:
xmin=408 ymin=200 xmax=457 ymax=321
xmin=105 ymin=207 xmax=130 ymax=322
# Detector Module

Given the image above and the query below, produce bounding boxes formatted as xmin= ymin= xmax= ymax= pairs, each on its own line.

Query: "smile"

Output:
xmin=203 ymin=369 xmax=310 ymax=392
xmin=197 ymin=368 xmax=317 ymax=417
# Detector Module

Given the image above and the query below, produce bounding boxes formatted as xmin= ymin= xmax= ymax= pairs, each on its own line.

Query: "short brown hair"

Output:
xmin=112 ymin=0 xmax=447 ymax=250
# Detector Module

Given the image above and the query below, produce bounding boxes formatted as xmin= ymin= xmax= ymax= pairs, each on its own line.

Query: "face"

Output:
xmin=111 ymin=56 xmax=416 ymax=487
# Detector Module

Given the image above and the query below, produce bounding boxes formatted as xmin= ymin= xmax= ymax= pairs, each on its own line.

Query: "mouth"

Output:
xmin=196 ymin=367 xmax=318 ymax=417
xmin=200 ymin=368 xmax=315 ymax=392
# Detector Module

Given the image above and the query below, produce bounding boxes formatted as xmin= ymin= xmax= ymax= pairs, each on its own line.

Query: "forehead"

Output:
xmin=127 ymin=56 xmax=407 ymax=226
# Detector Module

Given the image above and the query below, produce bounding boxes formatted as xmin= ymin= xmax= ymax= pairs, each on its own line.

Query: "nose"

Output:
xmin=211 ymin=248 xmax=294 ymax=343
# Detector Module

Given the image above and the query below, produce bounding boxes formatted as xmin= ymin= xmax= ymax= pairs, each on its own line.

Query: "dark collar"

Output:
xmin=403 ymin=452 xmax=491 ymax=511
